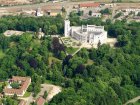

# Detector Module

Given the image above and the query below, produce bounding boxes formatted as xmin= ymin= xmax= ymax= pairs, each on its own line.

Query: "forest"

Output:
xmin=0 ymin=15 xmax=140 ymax=105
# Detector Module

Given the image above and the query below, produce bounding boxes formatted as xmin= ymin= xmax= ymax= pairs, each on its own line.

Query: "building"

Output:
xmin=36 ymin=97 xmax=45 ymax=105
xmin=79 ymin=3 xmax=100 ymax=8
xmin=64 ymin=20 xmax=107 ymax=45
xmin=124 ymin=8 xmax=140 ymax=15
xmin=4 ymin=76 xmax=31 ymax=96
xmin=92 ymin=12 xmax=101 ymax=17
xmin=46 ymin=9 xmax=62 ymax=16
xmin=36 ymin=8 xmax=43 ymax=17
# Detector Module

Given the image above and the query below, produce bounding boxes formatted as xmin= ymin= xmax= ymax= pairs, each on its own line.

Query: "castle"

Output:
xmin=64 ymin=20 xmax=107 ymax=45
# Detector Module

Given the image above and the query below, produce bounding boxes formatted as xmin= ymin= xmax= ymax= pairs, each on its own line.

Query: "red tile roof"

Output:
xmin=79 ymin=3 xmax=100 ymax=8
xmin=36 ymin=97 xmax=45 ymax=105
xmin=4 ymin=76 xmax=31 ymax=96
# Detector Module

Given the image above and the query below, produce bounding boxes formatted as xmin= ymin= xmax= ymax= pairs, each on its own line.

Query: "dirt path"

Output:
xmin=18 ymin=93 xmax=34 ymax=105
xmin=37 ymin=84 xmax=62 ymax=102
xmin=124 ymin=96 xmax=140 ymax=105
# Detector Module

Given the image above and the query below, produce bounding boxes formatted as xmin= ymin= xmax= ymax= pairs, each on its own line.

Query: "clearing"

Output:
xmin=66 ymin=47 xmax=79 ymax=55
xmin=48 ymin=57 xmax=62 ymax=65
xmin=37 ymin=84 xmax=62 ymax=102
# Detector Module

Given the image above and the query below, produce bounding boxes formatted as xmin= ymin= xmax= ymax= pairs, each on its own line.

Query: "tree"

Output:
xmin=114 ymin=12 xmax=122 ymax=18
xmin=100 ymin=8 xmax=111 ymax=15
xmin=137 ymin=12 xmax=140 ymax=16
xmin=62 ymin=7 xmax=66 ymax=12
xmin=28 ymin=58 xmax=38 ymax=69
xmin=89 ymin=10 xmax=92 ymax=16
xmin=49 ymin=25 xmax=58 ymax=35
xmin=52 ymin=37 xmax=65 ymax=57
xmin=74 ymin=64 xmax=86 ymax=75
xmin=43 ymin=91 xmax=48 ymax=99
xmin=10 ymin=82 xmax=20 ymax=89
xmin=78 ymin=11 xmax=84 ymax=16
xmin=13 ymin=94 xmax=18 ymax=99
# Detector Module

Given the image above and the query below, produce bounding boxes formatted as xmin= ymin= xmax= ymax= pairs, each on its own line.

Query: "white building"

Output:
xmin=124 ymin=8 xmax=140 ymax=16
xmin=92 ymin=12 xmax=101 ymax=17
xmin=64 ymin=20 xmax=107 ymax=45
xmin=36 ymin=8 xmax=43 ymax=16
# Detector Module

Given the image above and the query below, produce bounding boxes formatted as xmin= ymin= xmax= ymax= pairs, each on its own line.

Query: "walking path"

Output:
xmin=124 ymin=96 xmax=140 ymax=105
xmin=72 ymin=46 xmax=82 ymax=56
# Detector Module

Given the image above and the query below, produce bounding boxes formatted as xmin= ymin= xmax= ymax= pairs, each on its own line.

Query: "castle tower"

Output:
xmin=64 ymin=20 xmax=71 ymax=37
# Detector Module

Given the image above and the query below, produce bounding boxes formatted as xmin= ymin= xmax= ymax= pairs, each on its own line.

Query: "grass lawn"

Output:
xmin=45 ymin=80 xmax=53 ymax=84
xmin=134 ymin=102 xmax=140 ymax=105
xmin=0 ymin=82 xmax=3 ymax=86
xmin=66 ymin=47 xmax=79 ymax=55
xmin=85 ymin=59 xmax=94 ymax=66
xmin=0 ymin=50 xmax=5 ymax=59
xmin=0 ymin=81 xmax=8 ymax=87
xmin=23 ymin=91 xmax=31 ymax=97
xmin=48 ymin=57 xmax=62 ymax=65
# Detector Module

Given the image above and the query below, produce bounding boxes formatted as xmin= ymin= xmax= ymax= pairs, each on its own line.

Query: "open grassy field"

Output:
xmin=85 ymin=59 xmax=94 ymax=66
xmin=66 ymin=47 xmax=79 ymax=55
xmin=48 ymin=57 xmax=62 ymax=65
xmin=134 ymin=102 xmax=140 ymax=105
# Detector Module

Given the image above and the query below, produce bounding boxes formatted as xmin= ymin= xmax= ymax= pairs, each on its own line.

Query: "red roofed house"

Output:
xmin=79 ymin=3 xmax=100 ymax=8
xmin=4 ymin=76 xmax=31 ymax=96
xmin=36 ymin=97 xmax=45 ymax=105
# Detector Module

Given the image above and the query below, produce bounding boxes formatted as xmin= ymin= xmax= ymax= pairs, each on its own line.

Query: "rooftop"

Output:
xmin=4 ymin=76 xmax=31 ymax=96
xmin=36 ymin=97 xmax=45 ymax=105
xmin=79 ymin=3 xmax=100 ymax=8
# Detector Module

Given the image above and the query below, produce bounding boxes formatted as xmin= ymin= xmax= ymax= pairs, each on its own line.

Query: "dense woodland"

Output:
xmin=0 ymin=15 xmax=140 ymax=105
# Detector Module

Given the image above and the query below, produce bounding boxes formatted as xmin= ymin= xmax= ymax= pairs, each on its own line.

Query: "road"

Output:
xmin=124 ymin=96 xmax=140 ymax=105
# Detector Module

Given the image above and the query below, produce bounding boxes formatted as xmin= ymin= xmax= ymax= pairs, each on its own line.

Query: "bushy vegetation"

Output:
xmin=10 ymin=82 xmax=20 ymax=89
xmin=100 ymin=8 xmax=112 ymax=15
xmin=0 ymin=15 xmax=64 ymax=35
xmin=0 ymin=15 xmax=140 ymax=105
